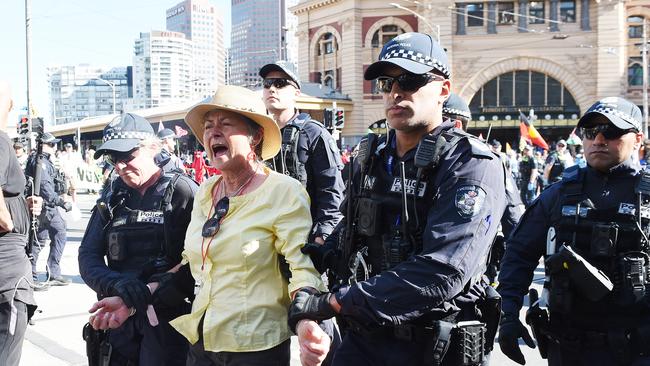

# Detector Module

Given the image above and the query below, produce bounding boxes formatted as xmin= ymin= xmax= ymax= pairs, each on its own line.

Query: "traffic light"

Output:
xmin=17 ymin=116 xmax=29 ymax=135
xmin=334 ymin=109 xmax=344 ymax=129
xmin=323 ymin=108 xmax=333 ymax=129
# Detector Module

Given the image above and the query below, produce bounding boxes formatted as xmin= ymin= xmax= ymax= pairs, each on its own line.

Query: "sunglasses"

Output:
xmin=262 ymin=78 xmax=298 ymax=89
xmin=202 ymin=197 xmax=230 ymax=238
xmin=580 ymin=124 xmax=637 ymax=140
xmin=376 ymin=73 xmax=446 ymax=93
xmin=104 ymin=148 xmax=138 ymax=166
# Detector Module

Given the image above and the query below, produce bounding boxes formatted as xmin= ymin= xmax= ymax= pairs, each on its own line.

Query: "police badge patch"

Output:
xmin=455 ymin=185 xmax=487 ymax=218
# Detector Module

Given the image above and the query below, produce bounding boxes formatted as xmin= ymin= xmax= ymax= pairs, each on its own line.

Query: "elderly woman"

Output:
xmin=167 ymin=85 xmax=330 ymax=366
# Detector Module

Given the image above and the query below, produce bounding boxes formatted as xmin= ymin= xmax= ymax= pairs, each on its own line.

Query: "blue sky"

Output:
xmin=1 ymin=0 xmax=231 ymax=125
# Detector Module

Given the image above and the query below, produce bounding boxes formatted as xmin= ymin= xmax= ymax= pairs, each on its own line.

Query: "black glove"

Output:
xmin=111 ymin=278 xmax=152 ymax=313
xmin=148 ymin=265 xmax=194 ymax=309
xmin=301 ymin=243 xmax=339 ymax=274
xmin=56 ymin=198 xmax=73 ymax=212
xmin=498 ymin=314 xmax=536 ymax=365
xmin=288 ymin=289 xmax=337 ymax=333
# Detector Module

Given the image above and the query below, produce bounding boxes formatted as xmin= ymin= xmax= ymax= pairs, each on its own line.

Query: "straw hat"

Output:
xmin=185 ymin=85 xmax=281 ymax=161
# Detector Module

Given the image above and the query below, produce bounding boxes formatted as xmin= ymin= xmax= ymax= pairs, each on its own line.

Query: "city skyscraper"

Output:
xmin=230 ymin=0 xmax=297 ymax=87
xmin=166 ymin=0 xmax=225 ymax=99
xmin=47 ymin=65 xmax=132 ymax=125
xmin=131 ymin=30 xmax=193 ymax=110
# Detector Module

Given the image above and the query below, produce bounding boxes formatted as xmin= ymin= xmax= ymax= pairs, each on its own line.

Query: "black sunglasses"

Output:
xmin=376 ymin=73 xmax=445 ymax=93
xmin=580 ymin=124 xmax=637 ymax=140
xmin=202 ymin=197 xmax=230 ymax=238
xmin=262 ymin=78 xmax=298 ymax=89
xmin=104 ymin=148 xmax=139 ymax=166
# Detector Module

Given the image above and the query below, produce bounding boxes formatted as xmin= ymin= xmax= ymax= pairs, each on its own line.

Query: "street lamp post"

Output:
xmin=91 ymin=78 xmax=116 ymax=115
xmin=389 ymin=3 xmax=440 ymax=44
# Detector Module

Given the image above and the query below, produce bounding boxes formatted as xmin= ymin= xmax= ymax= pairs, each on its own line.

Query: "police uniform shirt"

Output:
xmin=25 ymin=152 xmax=60 ymax=211
xmin=0 ymin=131 xmax=35 ymax=307
xmin=270 ymin=113 xmax=344 ymax=240
xmin=498 ymin=158 xmax=649 ymax=326
xmin=332 ymin=121 xmax=507 ymax=326
xmin=78 ymin=172 xmax=197 ymax=299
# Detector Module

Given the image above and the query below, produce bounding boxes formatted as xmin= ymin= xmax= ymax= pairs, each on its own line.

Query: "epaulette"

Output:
xmin=467 ymin=137 xmax=494 ymax=159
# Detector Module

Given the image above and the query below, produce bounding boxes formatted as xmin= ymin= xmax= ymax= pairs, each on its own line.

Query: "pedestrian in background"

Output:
xmin=25 ymin=132 xmax=73 ymax=289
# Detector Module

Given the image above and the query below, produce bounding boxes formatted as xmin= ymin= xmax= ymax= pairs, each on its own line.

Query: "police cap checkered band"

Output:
xmin=442 ymin=107 xmax=471 ymax=119
xmin=103 ymin=130 xmax=155 ymax=143
xmin=94 ymin=113 xmax=156 ymax=159
xmin=365 ymin=32 xmax=450 ymax=80
xmin=381 ymin=49 xmax=450 ymax=78
xmin=578 ymin=97 xmax=642 ymax=131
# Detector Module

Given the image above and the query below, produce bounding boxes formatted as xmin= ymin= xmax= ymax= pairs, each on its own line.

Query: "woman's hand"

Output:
xmin=296 ymin=319 xmax=330 ymax=366
xmin=88 ymin=296 xmax=132 ymax=330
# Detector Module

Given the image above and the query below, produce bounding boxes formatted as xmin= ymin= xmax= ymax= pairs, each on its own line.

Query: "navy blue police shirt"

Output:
xmin=329 ymin=121 xmax=507 ymax=326
xmin=25 ymin=152 xmax=60 ymax=210
xmin=78 ymin=172 xmax=197 ymax=298
xmin=270 ymin=113 xmax=344 ymax=240
xmin=498 ymin=158 xmax=647 ymax=322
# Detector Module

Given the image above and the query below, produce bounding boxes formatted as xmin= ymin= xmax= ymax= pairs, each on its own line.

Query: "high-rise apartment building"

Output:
xmin=48 ymin=65 xmax=132 ymax=125
xmin=166 ymin=0 xmax=225 ymax=99
xmin=230 ymin=0 xmax=298 ymax=87
xmin=132 ymin=30 xmax=193 ymax=109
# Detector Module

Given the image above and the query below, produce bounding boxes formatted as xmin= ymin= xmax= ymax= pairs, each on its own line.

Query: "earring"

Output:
xmin=247 ymin=151 xmax=257 ymax=161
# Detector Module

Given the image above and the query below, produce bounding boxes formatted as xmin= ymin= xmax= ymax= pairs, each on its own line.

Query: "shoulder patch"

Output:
xmin=455 ymin=185 xmax=487 ymax=218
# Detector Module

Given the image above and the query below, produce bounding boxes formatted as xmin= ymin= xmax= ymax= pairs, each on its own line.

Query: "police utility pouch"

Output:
xmin=107 ymin=232 xmax=127 ymax=261
xmin=546 ymin=244 xmax=614 ymax=302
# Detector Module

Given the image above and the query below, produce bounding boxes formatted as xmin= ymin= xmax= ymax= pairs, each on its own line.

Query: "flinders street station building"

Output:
xmin=291 ymin=0 xmax=650 ymax=145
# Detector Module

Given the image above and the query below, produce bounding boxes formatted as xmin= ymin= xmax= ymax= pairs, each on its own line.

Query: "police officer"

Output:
xmin=0 ymin=80 xmax=41 ymax=366
xmin=25 ymin=132 xmax=72 ymax=288
xmin=498 ymin=97 xmax=650 ymax=366
xmin=288 ymin=32 xmax=507 ymax=365
xmin=155 ymin=128 xmax=186 ymax=173
xmin=259 ymin=61 xmax=344 ymax=244
xmin=442 ymin=95 xmax=524 ymax=284
xmin=78 ymin=113 xmax=198 ymax=365
xmin=543 ymin=139 xmax=573 ymax=185
xmin=518 ymin=144 xmax=538 ymax=207
xmin=443 ymin=92 xmax=472 ymax=130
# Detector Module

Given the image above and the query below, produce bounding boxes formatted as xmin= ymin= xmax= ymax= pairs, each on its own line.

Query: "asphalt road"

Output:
xmin=19 ymin=192 xmax=547 ymax=366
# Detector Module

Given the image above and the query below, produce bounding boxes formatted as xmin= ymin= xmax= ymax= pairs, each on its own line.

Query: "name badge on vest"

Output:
xmin=618 ymin=203 xmax=636 ymax=216
xmin=136 ymin=210 xmax=164 ymax=224
xmin=390 ymin=178 xmax=427 ymax=197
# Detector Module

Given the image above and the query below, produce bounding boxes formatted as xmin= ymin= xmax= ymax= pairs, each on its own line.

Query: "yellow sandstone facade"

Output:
xmin=292 ymin=0 xmax=650 ymax=143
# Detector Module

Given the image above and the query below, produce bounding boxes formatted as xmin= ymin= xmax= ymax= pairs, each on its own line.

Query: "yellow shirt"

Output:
xmin=170 ymin=168 xmax=326 ymax=352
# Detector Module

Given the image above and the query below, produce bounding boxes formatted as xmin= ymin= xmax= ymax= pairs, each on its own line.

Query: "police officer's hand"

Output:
xmin=288 ymin=289 xmax=337 ymax=333
xmin=111 ymin=278 xmax=152 ymax=313
xmin=498 ymin=314 xmax=536 ymax=365
xmin=301 ymin=243 xmax=339 ymax=274
xmin=26 ymin=196 xmax=43 ymax=217
xmin=148 ymin=269 xmax=193 ymax=309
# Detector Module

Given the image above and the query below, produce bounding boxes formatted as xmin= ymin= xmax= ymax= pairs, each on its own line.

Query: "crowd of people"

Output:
xmin=1 ymin=30 xmax=650 ymax=366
